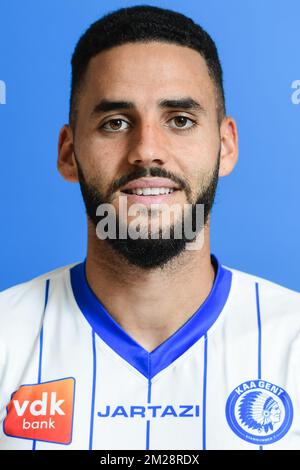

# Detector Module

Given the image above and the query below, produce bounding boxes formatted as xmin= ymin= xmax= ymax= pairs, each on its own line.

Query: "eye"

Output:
xmin=101 ymin=119 xmax=130 ymax=132
xmin=169 ymin=116 xmax=196 ymax=130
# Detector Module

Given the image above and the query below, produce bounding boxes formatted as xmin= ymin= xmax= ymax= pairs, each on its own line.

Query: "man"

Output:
xmin=0 ymin=5 xmax=299 ymax=450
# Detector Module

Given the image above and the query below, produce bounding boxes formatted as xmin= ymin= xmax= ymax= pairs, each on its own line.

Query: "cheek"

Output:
xmin=178 ymin=147 xmax=217 ymax=192
xmin=174 ymin=127 xmax=220 ymax=172
xmin=77 ymin=138 xmax=117 ymax=188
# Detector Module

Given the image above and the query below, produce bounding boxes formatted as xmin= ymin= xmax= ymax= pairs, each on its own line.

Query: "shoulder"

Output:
xmin=226 ymin=263 xmax=300 ymax=298
xmin=224 ymin=263 xmax=300 ymax=325
xmin=0 ymin=263 xmax=78 ymax=337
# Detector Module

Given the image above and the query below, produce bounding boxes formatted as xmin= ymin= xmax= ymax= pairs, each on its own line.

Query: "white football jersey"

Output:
xmin=0 ymin=255 xmax=300 ymax=450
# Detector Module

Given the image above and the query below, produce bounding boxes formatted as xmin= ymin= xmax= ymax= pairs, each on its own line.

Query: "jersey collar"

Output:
xmin=70 ymin=254 xmax=232 ymax=380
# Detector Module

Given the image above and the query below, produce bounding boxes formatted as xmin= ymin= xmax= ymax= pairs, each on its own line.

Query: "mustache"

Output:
xmin=73 ymin=150 xmax=191 ymax=199
xmin=109 ymin=167 xmax=191 ymax=197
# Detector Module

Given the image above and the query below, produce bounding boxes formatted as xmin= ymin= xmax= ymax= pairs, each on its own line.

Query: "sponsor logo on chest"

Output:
xmin=4 ymin=378 xmax=75 ymax=444
xmin=97 ymin=404 xmax=200 ymax=418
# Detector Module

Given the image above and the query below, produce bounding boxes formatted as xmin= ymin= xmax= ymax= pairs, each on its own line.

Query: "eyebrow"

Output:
xmin=90 ymin=97 xmax=206 ymax=118
xmin=159 ymin=98 xmax=205 ymax=113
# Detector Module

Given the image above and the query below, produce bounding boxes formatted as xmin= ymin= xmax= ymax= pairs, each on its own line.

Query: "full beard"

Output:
xmin=75 ymin=155 xmax=220 ymax=270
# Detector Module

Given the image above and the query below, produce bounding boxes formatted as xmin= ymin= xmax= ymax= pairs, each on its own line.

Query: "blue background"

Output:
xmin=0 ymin=0 xmax=299 ymax=291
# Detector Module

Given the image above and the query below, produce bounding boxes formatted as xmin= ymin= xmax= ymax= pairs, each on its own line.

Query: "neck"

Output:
xmin=85 ymin=222 xmax=215 ymax=352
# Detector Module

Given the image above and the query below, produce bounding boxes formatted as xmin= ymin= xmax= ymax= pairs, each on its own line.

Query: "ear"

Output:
xmin=218 ymin=116 xmax=239 ymax=177
xmin=57 ymin=124 xmax=79 ymax=182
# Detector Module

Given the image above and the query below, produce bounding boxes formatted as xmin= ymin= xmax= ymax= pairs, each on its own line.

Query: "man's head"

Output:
xmin=69 ymin=5 xmax=226 ymax=130
xmin=58 ymin=5 xmax=238 ymax=269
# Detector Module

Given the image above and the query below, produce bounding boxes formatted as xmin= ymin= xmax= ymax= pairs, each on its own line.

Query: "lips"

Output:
xmin=120 ymin=177 xmax=180 ymax=194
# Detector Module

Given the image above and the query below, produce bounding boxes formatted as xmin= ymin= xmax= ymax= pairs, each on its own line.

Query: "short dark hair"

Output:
xmin=69 ymin=4 xmax=226 ymax=129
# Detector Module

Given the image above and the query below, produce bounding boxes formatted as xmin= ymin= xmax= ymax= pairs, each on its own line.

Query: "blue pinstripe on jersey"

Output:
xmin=32 ymin=279 xmax=50 ymax=451
xmin=89 ymin=330 xmax=97 ymax=450
xmin=146 ymin=353 xmax=152 ymax=450
xmin=255 ymin=281 xmax=263 ymax=451
xmin=255 ymin=282 xmax=262 ymax=380
xmin=202 ymin=333 xmax=208 ymax=450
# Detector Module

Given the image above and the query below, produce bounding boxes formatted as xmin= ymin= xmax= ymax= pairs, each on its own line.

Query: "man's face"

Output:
xmin=67 ymin=42 xmax=227 ymax=268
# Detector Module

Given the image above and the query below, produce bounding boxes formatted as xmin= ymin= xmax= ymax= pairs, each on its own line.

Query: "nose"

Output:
xmin=126 ymin=121 xmax=169 ymax=167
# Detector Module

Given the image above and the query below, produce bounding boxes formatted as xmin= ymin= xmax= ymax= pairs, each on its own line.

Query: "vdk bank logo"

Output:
xmin=4 ymin=378 xmax=75 ymax=444
xmin=226 ymin=380 xmax=293 ymax=445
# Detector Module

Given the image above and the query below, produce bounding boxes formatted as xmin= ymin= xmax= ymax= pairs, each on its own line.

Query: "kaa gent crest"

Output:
xmin=226 ymin=380 xmax=293 ymax=445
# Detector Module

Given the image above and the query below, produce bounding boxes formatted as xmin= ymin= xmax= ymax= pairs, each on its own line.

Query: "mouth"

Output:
xmin=121 ymin=187 xmax=178 ymax=196
xmin=119 ymin=177 xmax=181 ymax=204
xmin=119 ymin=187 xmax=181 ymax=205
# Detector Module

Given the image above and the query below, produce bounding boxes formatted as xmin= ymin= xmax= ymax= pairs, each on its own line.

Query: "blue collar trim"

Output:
xmin=70 ymin=255 xmax=232 ymax=379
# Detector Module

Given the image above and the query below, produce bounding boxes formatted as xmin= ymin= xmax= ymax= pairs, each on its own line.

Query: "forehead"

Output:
xmin=81 ymin=42 xmax=215 ymax=106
